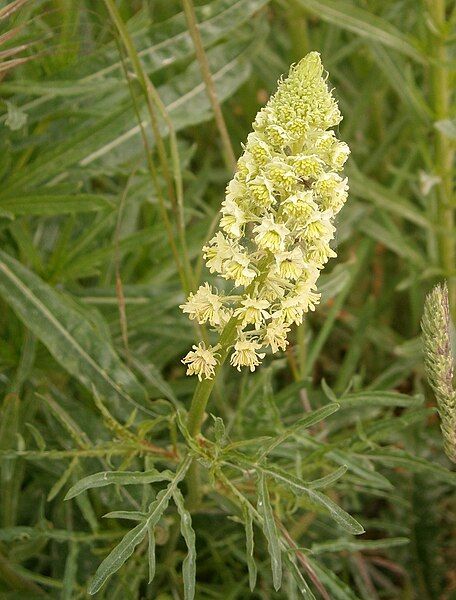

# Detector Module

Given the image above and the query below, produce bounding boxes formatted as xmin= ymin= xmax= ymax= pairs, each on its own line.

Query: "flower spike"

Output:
xmin=181 ymin=52 xmax=350 ymax=377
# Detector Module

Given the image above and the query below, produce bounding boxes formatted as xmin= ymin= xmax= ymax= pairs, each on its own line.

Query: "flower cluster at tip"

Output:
xmin=181 ymin=52 xmax=350 ymax=380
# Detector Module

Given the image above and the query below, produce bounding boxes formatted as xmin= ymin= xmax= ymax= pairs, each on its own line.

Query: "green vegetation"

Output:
xmin=0 ymin=1 xmax=454 ymax=598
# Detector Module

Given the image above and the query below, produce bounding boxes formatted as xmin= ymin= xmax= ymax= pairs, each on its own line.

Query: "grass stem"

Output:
xmin=427 ymin=0 xmax=455 ymax=319
xmin=182 ymin=0 xmax=237 ymax=172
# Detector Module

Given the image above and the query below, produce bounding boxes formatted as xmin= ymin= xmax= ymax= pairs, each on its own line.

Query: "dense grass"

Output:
xmin=0 ymin=1 xmax=455 ymax=598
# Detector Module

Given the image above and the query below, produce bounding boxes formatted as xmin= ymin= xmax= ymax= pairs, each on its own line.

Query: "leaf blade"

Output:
xmin=257 ymin=472 xmax=282 ymax=591
xmin=65 ymin=469 xmax=174 ymax=500
xmin=0 ymin=251 xmax=152 ymax=419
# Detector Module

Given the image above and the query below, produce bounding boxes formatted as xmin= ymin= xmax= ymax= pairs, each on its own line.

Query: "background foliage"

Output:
xmin=0 ymin=0 xmax=455 ymax=598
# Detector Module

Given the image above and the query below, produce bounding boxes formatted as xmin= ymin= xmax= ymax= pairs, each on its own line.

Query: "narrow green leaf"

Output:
xmin=65 ymin=469 xmax=173 ymax=500
xmin=173 ymin=488 xmax=196 ymax=600
xmin=311 ymin=536 xmax=409 ymax=555
xmin=242 ymin=504 xmax=257 ymax=591
xmin=88 ymin=521 xmax=148 ymax=595
xmin=338 ymin=391 xmax=423 ymax=409
xmin=257 ymin=464 xmax=363 ymax=534
xmin=88 ymin=456 xmax=191 ymax=594
xmin=256 ymin=463 xmax=345 ymax=493
xmin=62 ymin=541 xmax=79 ymax=600
xmin=283 ymin=554 xmax=316 ymax=599
xmin=258 ymin=403 xmax=340 ymax=459
xmin=304 ymin=466 xmax=348 ymax=490
xmin=103 ymin=511 xmax=147 ymax=521
xmin=0 ymin=393 xmax=20 ymax=482
xmin=0 ymin=194 xmax=114 ymax=215
xmin=0 ymin=252 xmax=152 ymax=420
xmin=24 ymin=422 xmax=46 ymax=451
xmin=147 ymin=520 xmax=156 ymax=584
xmin=302 ymin=489 xmax=364 ymax=535
xmin=296 ymin=0 xmax=424 ymax=62
xmin=328 ymin=449 xmax=393 ymax=490
xmin=74 ymin=486 xmax=99 ymax=533
xmin=47 ymin=457 xmax=79 ymax=502
xmin=305 ymin=557 xmax=361 ymax=600
xmin=257 ymin=472 xmax=282 ymax=591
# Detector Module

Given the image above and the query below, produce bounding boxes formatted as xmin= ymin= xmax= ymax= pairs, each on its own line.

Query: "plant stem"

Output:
xmin=187 ymin=317 xmax=239 ymax=437
xmin=181 ymin=0 xmax=237 ymax=172
xmin=104 ymin=0 xmax=195 ymax=295
xmin=428 ymin=0 xmax=455 ymax=319
xmin=286 ymin=0 xmax=309 ymax=62
xmin=186 ymin=316 xmax=239 ymax=508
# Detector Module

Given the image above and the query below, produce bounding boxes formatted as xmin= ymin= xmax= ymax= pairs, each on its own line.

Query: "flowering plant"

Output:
xmin=181 ymin=52 xmax=350 ymax=379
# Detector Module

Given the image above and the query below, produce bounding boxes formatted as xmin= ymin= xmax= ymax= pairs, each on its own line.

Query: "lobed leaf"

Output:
xmin=88 ymin=455 xmax=191 ymax=594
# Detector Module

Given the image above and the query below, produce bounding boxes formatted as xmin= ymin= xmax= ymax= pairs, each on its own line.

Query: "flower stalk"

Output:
xmin=427 ymin=0 xmax=455 ymax=319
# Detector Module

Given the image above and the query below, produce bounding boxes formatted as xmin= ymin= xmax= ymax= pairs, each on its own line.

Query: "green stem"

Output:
xmin=185 ymin=316 xmax=239 ymax=508
xmin=187 ymin=316 xmax=239 ymax=437
xmin=428 ymin=0 xmax=455 ymax=319
xmin=104 ymin=0 xmax=195 ymax=295
xmin=286 ymin=0 xmax=309 ymax=62
xmin=181 ymin=0 xmax=237 ymax=172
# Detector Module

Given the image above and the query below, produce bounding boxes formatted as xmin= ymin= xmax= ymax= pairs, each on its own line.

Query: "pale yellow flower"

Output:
xmin=235 ymin=296 xmax=270 ymax=329
xmin=230 ymin=338 xmax=265 ymax=372
xmin=182 ymin=343 xmax=220 ymax=381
